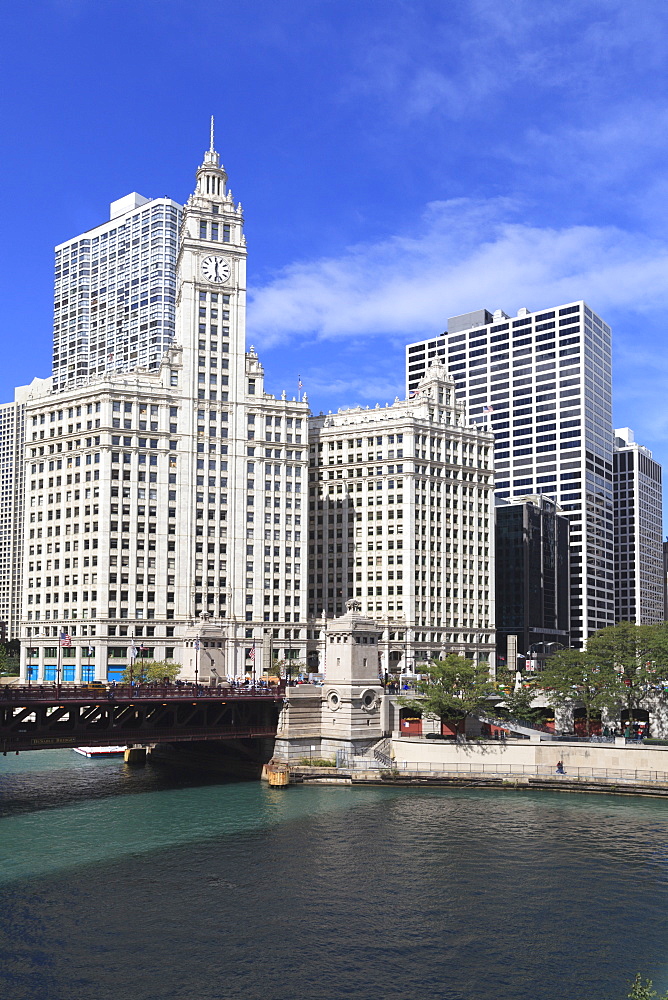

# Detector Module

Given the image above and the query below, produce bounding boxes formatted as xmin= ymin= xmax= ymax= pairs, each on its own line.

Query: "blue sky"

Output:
xmin=3 ymin=0 xmax=668 ymax=490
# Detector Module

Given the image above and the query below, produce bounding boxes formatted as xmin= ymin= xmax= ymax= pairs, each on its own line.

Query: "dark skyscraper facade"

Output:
xmin=495 ymin=494 xmax=570 ymax=669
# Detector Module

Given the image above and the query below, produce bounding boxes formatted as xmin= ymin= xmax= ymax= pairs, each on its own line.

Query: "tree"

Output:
xmin=0 ymin=644 xmax=19 ymax=677
xmin=267 ymin=658 xmax=307 ymax=678
xmin=400 ymin=655 xmax=496 ymax=727
xmin=121 ymin=659 xmax=180 ymax=684
xmin=628 ymin=973 xmax=668 ymax=999
xmin=587 ymin=622 xmax=668 ymax=725
xmin=538 ymin=648 xmax=620 ymax=735
xmin=493 ymin=673 xmax=543 ymax=725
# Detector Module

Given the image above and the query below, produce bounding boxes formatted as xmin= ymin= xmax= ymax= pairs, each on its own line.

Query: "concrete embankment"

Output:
xmin=285 ymin=738 xmax=668 ymax=798
xmin=287 ymin=765 xmax=668 ymax=797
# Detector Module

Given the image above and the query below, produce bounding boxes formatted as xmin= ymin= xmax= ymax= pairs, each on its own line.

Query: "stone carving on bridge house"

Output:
xmin=319 ymin=600 xmax=384 ymax=753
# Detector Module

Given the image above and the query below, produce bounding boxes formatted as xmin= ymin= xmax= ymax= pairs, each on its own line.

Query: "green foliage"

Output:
xmin=494 ymin=675 xmax=543 ymax=724
xmin=628 ymin=973 xmax=668 ymax=999
xmin=0 ymin=644 xmax=19 ymax=677
xmin=539 ymin=648 xmax=620 ymax=734
xmin=401 ymin=654 xmax=495 ymax=723
xmin=121 ymin=659 xmax=181 ymax=684
xmin=267 ymin=658 xmax=306 ymax=678
xmin=587 ymin=622 xmax=668 ymax=719
xmin=298 ymin=757 xmax=336 ymax=767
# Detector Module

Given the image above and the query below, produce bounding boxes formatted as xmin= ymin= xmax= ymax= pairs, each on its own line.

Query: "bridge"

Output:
xmin=0 ymin=683 xmax=285 ymax=754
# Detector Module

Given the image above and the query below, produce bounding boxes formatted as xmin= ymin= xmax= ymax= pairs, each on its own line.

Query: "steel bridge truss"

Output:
xmin=0 ymin=691 xmax=282 ymax=753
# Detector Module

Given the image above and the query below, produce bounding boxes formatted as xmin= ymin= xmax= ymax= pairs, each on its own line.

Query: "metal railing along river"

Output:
xmin=347 ymin=759 xmax=668 ymax=785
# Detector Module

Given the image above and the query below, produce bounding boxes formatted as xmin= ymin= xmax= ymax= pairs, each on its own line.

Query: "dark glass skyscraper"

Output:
xmin=495 ymin=494 xmax=570 ymax=669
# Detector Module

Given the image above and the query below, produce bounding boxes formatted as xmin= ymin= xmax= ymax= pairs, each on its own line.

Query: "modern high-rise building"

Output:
xmin=613 ymin=428 xmax=663 ymax=625
xmin=52 ymin=193 xmax=182 ymax=392
xmin=308 ymin=362 xmax=496 ymax=672
xmin=19 ymin=136 xmax=308 ymax=682
xmin=407 ymin=301 xmax=615 ymax=647
xmin=495 ymin=493 xmax=570 ymax=669
xmin=0 ymin=379 xmax=51 ymax=641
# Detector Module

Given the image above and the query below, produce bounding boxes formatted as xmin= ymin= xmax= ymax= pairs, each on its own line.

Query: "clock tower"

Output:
xmin=176 ymin=116 xmax=247 ymax=395
xmin=172 ymin=121 xmax=309 ymax=678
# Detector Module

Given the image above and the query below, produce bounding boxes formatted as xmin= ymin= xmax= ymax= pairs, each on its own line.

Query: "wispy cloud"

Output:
xmin=252 ymin=195 xmax=668 ymax=451
xmin=249 ymin=197 xmax=668 ymax=349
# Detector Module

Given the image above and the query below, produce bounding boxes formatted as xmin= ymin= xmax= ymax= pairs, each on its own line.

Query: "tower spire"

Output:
xmin=201 ymin=114 xmax=221 ymax=170
xmin=196 ymin=114 xmax=226 ymax=194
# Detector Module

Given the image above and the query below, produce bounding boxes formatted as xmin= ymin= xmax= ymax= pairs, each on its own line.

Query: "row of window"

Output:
xmin=198 ymin=221 xmax=231 ymax=242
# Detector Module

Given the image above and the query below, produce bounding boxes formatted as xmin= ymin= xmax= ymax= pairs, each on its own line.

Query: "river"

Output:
xmin=0 ymin=749 xmax=667 ymax=1000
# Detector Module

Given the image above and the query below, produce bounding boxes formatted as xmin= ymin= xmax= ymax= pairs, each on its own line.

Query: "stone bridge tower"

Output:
xmin=274 ymin=599 xmax=385 ymax=761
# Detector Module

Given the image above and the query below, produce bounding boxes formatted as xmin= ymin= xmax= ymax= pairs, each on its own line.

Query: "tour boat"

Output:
xmin=73 ymin=746 xmax=126 ymax=758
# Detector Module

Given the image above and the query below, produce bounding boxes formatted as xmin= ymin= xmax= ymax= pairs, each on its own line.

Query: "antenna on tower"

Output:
xmin=210 ymin=115 xmax=215 ymax=153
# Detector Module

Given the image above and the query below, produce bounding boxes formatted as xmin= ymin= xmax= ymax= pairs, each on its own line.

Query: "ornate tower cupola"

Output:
xmin=196 ymin=116 xmax=228 ymax=199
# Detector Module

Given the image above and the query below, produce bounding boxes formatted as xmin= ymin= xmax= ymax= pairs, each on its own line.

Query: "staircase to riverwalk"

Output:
xmin=475 ymin=713 xmax=558 ymax=741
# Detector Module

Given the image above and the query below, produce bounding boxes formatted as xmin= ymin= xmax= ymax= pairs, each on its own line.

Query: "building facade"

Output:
xmin=406 ymin=301 xmax=614 ymax=648
xmin=613 ymin=428 xmax=663 ymax=625
xmin=307 ymin=362 xmax=496 ymax=674
xmin=20 ymin=138 xmax=308 ymax=682
xmin=52 ymin=193 xmax=182 ymax=392
xmin=495 ymin=494 xmax=570 ymax=670
xmin=0 ymin=379 xmax=51 ymax=641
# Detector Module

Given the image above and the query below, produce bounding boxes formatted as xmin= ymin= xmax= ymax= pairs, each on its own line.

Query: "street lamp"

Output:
xmin=129 ymin=637 xmax=137 ymax=688
xmin=194 ymin=636 xmax=201 ymax=687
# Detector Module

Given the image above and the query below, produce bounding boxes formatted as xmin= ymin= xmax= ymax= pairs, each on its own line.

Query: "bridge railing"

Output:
xmin=0 ymin=682 xmax=286 ymax=703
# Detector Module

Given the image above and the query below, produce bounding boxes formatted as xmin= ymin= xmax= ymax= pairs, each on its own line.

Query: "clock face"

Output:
xmin=201 ymin=255 xmax=232 ymax=284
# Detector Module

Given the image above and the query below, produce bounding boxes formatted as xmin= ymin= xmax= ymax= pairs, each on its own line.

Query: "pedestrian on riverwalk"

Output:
xmin=556 ymin=760 xmax=566 ymax=775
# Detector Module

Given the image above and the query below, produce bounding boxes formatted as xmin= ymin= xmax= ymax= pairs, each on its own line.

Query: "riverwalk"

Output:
xmin=287 ymin=762 xmax=668 ymax=796
xmin=279 ymin=735 xmax=668 ymax=797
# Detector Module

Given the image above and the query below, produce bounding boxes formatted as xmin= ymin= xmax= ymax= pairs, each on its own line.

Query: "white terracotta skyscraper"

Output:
xmin=20 ymin=131 xmax=308 ymax=682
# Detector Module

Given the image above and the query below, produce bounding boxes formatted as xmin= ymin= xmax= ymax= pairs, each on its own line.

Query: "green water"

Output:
xmin=1 ymin=750 xmax=668 ymax=1000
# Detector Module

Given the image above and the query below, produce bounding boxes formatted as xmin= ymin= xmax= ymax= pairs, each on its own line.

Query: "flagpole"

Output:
xmin=57 ymin=634 xmax=62 ymax=695
xmin=129 ymin=635 xmax=135 ymax=689
xmin=195 ymin=636 xmax=200 ymax=687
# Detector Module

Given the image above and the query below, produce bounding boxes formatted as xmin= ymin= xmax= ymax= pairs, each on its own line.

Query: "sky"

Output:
xmin=3 ymin=0 xmax=668 ymax=495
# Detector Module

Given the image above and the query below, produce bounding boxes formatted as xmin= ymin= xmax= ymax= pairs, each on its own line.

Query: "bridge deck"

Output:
xmin=0 ymin=682 xmax=286 ymax=704
xmin=0 ymin=683 xmax=285 ymax=753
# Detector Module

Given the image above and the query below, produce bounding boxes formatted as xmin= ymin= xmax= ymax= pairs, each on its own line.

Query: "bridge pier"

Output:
xmin=124 ymin=747 xmax=147 ymax=765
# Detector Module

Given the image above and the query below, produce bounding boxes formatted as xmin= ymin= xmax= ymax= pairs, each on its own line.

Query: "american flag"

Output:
xmin=297 ymin=376 xmax=303 ymax=390
xmin=60 ymin=631 xmax=71 ymax=648
xmin=249 ymin=647 xmax=256 ymax=661
xmin=483 ymin=406 xmax=494 ymax=414
xmin=409 ymin=389 xmax=421 ymax=398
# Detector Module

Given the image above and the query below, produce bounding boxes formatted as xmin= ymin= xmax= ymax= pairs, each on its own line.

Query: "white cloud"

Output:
xmin=248 ymin=198 xmax=668 ymax=348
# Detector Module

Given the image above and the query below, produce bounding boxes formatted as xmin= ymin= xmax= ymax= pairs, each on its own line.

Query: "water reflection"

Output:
xmin=0 ymin=752 xmax=667 ymax=1000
